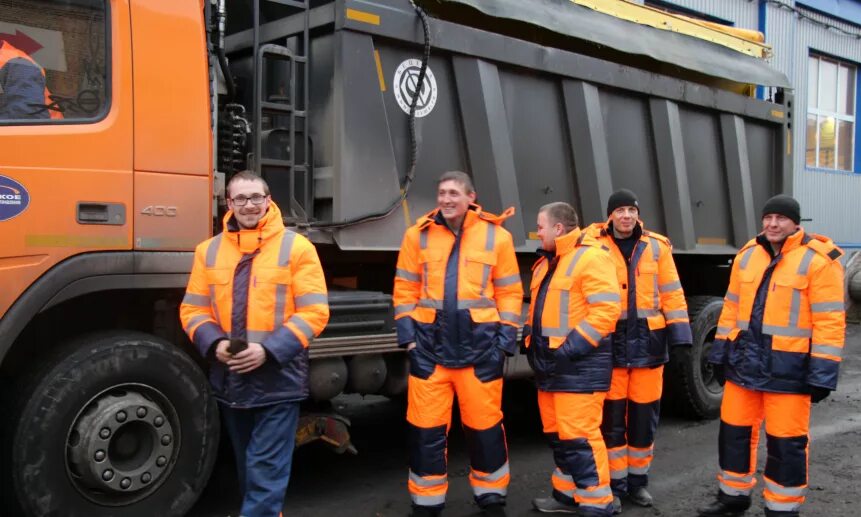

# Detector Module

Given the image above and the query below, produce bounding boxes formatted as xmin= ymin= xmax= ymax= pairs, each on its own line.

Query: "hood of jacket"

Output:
xmin=222 ymin=201 xmax=286 ymax=254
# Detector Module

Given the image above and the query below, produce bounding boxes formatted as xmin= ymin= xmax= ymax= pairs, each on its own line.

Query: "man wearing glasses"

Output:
xmin=181 ymin=170 xmax=329 ymax=517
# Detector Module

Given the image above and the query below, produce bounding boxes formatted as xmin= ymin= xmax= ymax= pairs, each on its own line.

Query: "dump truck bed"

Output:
xmin=224 ymin=0 xmax=792 ymax=255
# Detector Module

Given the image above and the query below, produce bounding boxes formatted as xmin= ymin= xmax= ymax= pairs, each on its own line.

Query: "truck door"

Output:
xmin=0 ymin=0 xmax=131 ymax=317
xmin=129 ymin=0 xmax=211 ymax=251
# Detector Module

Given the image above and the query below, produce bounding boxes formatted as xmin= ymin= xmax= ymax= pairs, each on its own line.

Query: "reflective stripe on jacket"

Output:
xmin=524 ymin=228 xmax=621 ymax=392
xmin=709 ymin=229 xmax=845 ymax=393
xmin=585 ymin=220 xmax=691 ymax=367
xmin=393 ymin=204 xmax=524 ymax=368
xmin=180 ymin=202 xmax=329 ymax=406
xmin=0 ymin=41 xmax=63 ymax=120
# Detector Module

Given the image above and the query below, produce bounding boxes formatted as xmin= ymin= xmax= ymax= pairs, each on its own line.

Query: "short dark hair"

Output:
xmin=227 ymin=170 xmax=270 ymax=198
xmin=437 ymin=170 xmax=475 ymax=194
xmin=539 ymin=202 xmax=579 ymax=232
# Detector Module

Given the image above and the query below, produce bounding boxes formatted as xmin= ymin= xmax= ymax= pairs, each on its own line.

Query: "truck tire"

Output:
xmin=664 ymin=296 xmax=724 ymax=419
xmin=10 ymin=331 xmax=219 ymax=516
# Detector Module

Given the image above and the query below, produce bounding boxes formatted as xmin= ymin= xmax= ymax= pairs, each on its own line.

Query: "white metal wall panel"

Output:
xmin=777 ymin=3 xmax=861 ymax=248
xmin=661 ymin=0 xmax=759 ymax=29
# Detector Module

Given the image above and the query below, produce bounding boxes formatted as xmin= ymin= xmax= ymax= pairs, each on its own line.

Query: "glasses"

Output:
xmin=230 ymin=194 xmax=267 ymax=206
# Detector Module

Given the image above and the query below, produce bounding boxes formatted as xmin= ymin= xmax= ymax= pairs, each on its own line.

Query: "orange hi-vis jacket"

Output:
xmin=0 ymin=40 xmax=63 ymax=120
xmin=709 ymin=229 xmax=845 ymax=393
xmin=180 ymin=202 xmax=329 ymax=407
xmin=585 ymin=220 xmax=691 ymax=367
xmin=524 ymin=228 xmax=621 ymax=392
xmin=393 ymin=205 xmax=523 ymax=368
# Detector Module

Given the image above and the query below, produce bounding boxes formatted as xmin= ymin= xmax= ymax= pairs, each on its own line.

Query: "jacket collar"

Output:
xmin=755 ymin=227 xmax=805 ymax=257
xmin=596 ymin=218 xmax=645 ymax=240
xmin=555 ymin=227 xmax=584 ymax=257
xmin=222 ymin=201 xmax=286 ymax=254
xmin=419 ymin=203 xmax=514 ymax=230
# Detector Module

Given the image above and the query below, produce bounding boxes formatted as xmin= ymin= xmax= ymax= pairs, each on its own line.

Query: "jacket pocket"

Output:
xmin=766 ymin=340 xmax=808 ymax=381
xmin=253 ymin=267 xmax=293 ymax=320
xmin=474 ymin=345 xmax=504 ymax=382
xmin=727 ymin=332 xmax=746 ymax=370
xmin=418 ymin=248 xmax=446 ymax=297
xmin=463 ymin=250 xmax=497 ymax=295
xmin=414 ymin=318 xmax=440 ymax=357
xmin=408 ymin=348 xmax=437 ymax=380
xmin=771 ymin=274 xmax=809 ymax=317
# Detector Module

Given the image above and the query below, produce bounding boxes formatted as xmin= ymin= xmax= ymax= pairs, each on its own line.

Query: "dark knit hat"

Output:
xmin=761 ymin=194 xmax=800 ymax=224
xmin=607 ymin=189 xmax=639 ymax=216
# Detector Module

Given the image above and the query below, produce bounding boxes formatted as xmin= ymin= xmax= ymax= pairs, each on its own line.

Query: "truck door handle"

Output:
xmin=76 ymin=202 xmax=126 ymax=225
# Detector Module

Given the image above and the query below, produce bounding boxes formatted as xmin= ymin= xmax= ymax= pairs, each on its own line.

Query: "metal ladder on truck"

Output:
xmin=252 ymin=0 xmax=312 ymax=224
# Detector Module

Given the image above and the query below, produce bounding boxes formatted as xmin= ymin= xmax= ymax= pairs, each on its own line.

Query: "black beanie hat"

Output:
xmin=761 ymin=194 xmax=800 ymax=224
xmin=607 ymin=189 xmax=639 ymax=216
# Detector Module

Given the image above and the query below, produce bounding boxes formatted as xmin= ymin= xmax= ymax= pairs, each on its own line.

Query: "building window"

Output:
xmin=806 ymin=54 xmax=856 ymax=171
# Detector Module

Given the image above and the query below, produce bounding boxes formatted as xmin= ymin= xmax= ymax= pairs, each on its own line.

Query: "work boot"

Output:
xmin=698 ymin=491 xmax=752 ymax=516
xmin=482 ymin=502 xmax=507 ymax=516
xmin=410 ymin=505 xmax=442 ymax=517
xmin=612 ymin=495 xmax=622 ymax=514
xmin=764 ymin=510 xmax=799 ymax=517
xmin=628 ymin=486 xmax=653 ymax=507
xmin=532 ymin=497 xmax=580 ymax=514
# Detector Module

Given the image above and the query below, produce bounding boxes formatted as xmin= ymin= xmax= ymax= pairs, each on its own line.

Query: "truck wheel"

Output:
xmin=10 ymin=331 xmax=219 ymax=516
xmin=664 ymin=296 xmax=724 ymax=419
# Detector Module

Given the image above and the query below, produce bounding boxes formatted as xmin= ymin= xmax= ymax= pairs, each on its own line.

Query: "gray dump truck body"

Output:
xmin=221 ymin=0 xmax=793 ymax=417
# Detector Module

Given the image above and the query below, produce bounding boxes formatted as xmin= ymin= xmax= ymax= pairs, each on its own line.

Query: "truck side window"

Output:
xmin=0 ymin=0 xmax=107 ymax=123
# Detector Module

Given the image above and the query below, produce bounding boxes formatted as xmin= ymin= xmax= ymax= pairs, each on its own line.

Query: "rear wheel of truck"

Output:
xmin=10 ymin=331 xmax=219 ymax=516
xmin=664 ymin=296 xmax=724 ymax=419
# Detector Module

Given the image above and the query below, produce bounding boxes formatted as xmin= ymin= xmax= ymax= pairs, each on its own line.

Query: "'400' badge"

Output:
xmin=393 ymin=59 xmax=438 ymax=118
xmin=0 ymin=175 xmax=30 ymax=222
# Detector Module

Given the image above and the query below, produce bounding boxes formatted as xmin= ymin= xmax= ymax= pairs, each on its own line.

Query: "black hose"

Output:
xmin=217 ymin=49 xmax=236 ymax=102
xmin=311 ymin=0 xmax=430 ymax=229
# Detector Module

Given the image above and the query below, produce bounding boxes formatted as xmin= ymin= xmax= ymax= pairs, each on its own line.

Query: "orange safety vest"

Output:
xmin=585 ymin=220 xmax=690 ymax=366
xmin=393 ymin=204 xmax=523 ymax=366
xmin=180 ymin=201 xmax=329 ymax=406
xmin=525 ymin=227 xmax=621 ymax=392
xmin=711 ymin=229 xmax=845 ymax=393
xmin=0 ymin=40 xmax=63 ymax=120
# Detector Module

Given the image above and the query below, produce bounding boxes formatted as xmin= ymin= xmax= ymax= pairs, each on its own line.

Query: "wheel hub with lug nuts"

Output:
xmin=67 ymin=389 xmax=176 ymax=503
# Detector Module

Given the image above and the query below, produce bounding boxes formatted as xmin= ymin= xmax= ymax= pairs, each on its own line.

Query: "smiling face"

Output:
xmin=610 ymin=205 xmax=638 ymax=237
xmin=762 ymin=213 xmax=798 ymax=245
xmin=536 ymin=211 xmax=563 ymax=252
xmin=437 ymin=179 xmax=475 ymax=229
xmin=227 ymin=178 xmax=271 ymax=229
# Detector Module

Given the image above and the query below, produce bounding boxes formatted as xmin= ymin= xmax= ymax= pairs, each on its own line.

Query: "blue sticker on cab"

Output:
xmin=0 ymin=175 xmax=30 ymax=222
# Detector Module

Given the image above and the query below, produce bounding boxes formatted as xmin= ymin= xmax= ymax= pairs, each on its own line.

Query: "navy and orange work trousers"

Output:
xmin=406 ymin=365 xmax=509 ymax=509
xmin=539 ymin=390 xmax=614 ymax=516
xmin=601 ymin=366 xmax=663 ymax=496
xmin=716 ymin=381 xmax=811 ymax=513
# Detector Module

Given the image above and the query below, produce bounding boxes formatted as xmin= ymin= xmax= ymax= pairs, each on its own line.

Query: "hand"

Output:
xmin=711 ymin=363 xmax=726 ymax=386
xmin=227 ymin=342 xmax=267 ymax=374
xmin=405 ymin=342 xmax=417 ymax=351
xmin=215 ymin=340 xmax=232 ymax=364
xmin=810 ymin=386 xmax=831 ymax=404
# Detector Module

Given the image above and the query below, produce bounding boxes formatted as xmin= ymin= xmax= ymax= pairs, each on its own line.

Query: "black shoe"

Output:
xmin=411 ymin=505 xmax=442 ymax=517
xmin=482 ymin=502 xmax=507 ymax=516
xmin=698 ymin=492 xmax=752 ymax=516
xmin=611 ymin=495 xmax=622 ymax=514
xmin=764 ymin=510 xmax=799 ymax=517
xmin=532 ymin=497 xmax=580 ymax=514
xmin=627 ymin=486 xmax=653 ymax=507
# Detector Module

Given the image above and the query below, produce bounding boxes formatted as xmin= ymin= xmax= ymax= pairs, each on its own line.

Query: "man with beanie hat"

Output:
xmin=585 ymin=189 xmax=691 ymax=514
xmin=698 ymin=194 xmax=845 ymax=517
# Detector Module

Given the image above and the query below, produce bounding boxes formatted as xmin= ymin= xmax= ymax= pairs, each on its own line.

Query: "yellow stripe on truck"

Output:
xmin=346 ymin=8 xmax=380 ymax=26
